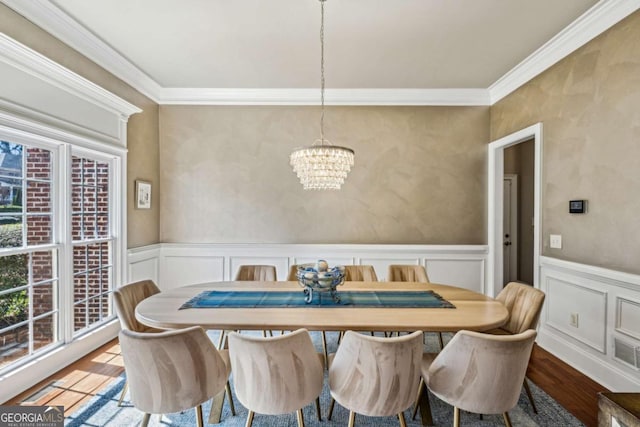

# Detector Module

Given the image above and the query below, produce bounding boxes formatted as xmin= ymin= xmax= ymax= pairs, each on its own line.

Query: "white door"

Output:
xmin=503 ymin=175 xmax=518 ymax=285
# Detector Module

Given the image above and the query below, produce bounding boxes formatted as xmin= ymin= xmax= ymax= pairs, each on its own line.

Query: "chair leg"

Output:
xmin=217 ymin=330 xmax=225 ymax=349
xmin=321 ymin=331 xmax=328 ymax=369
xmin=296 ymin=408 xmax=305 ymax=427
xmin=140 ymin=413 xmax=151 ymax=427
xmin=195 ymin=405 xmax=204 ymax=427
xmin=398 ymin=412 xmax=407 ymax=427
xmin=411 ymin=377 xmax=424 ymax=420
xmin=523 ymin=377 xmax=538 ymax=413
xmin=315 ymin=397 xmax=322 ymax=421
xmin=503 ymin=411 xmax=513 ymax=427
xmin=226 ymin=381 xmax=236 ymax=416
xmin=245 ymin=410 xmax=255 ymax=427
xmin=453 ymin=406 xmax=460 ymax=427
xmin=118 ymin=380 xmax=128 ymax=406
xmin=262 ymin=330 xmax=268 ymax=338
xmin=417 ymin=380 xmax=434 ymax=426
xmin=348 ymin=410 xmax=356 ymax=427
xmin=327 ymin=398 xmax=336 ymax=420
xmin=438 ymin=332 xmax=444 ymax=350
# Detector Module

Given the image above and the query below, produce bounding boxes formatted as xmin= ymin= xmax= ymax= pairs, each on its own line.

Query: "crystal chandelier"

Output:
xmin=290 ymin=0 xmax=354 ymax=190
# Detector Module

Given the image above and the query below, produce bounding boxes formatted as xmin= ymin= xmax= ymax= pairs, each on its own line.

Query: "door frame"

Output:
xmin=503 ymin=174 xmax=518 ymax=283
xmin=487 ymin=123 xmax=543 ymax=297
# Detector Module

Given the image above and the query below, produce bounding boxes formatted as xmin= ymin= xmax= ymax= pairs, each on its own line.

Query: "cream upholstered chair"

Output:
xmin=287 ymin=264 xmax=299 ymax=281
xmin=234 ymin=265 xmax=277 ymax=281
xmin=113 ymin=279 xmax=162 ymax=406
xmin=328 ymin=330 xmax=423 ymax=427
xmin=228 ymin=329 xmax=324 ymax=427
xmin=387 ymin=265 xmax=430 ymax=282
xmin=119 ymin=326 xmax=235 ymax=427
xmin=418 ymin=329 xmax=537 ymax=427
xmin=486 ymin=282 xmax=546 ymax=413
xmin=344 ymin=265 xmax=378 ymax=282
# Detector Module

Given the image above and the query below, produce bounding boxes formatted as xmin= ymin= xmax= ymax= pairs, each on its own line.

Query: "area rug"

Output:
xmin=65 ymin=331 xmax=584 ymax=426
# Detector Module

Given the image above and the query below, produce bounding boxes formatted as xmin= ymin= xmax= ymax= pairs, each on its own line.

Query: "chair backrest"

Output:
xmin=496 ymin=282 xmax=546 ymax=334
xmin=234 ymin=265 xmax=277 ymax=281
xmin=426 ymin=329 xmax=537 ymax=414
xmin=287 ymin=265 xmax=298 ymax=281
xmin=113 ymin=280 xmax=161 ymax=332
xmin=228 ymin=329 xmax=323 ymax=415
xmin=119 ymin=326 xmax=230 ymax=414
xmin=329 ymin=330 xmax=423 ymax=417
xmin=387 ymin=265 xmax=430 ymax=282
xmin=344 ymin=265 xmax=378 ymax=282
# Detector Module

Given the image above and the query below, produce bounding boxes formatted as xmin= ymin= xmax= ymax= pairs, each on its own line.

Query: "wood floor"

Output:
xmin=3 ymin=341 xmax=607 ymax=426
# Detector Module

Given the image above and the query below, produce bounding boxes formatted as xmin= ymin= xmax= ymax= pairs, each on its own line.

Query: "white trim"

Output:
xmin=489 ymin=0 xmax=640 ymax=104
xmin=487 ymin=123 xmax=542 ymax=297
xmin=0 ymin=33 xmax=141 ymax=117
xmin=157 ymin=88 xmax=490 ymax=106
xmin=3 ymin=0 xmax=638 ymax=106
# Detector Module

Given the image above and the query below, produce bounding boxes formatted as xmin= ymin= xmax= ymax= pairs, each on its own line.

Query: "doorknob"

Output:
xmin=504 ymin=242 xmax=512 ymax=246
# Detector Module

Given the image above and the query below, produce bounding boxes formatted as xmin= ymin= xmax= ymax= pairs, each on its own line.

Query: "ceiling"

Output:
xmin=5 ymin=0 xmax=633 ymax=104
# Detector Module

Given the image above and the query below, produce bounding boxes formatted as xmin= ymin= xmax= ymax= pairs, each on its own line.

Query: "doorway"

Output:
xmin=487 ymin=123 xmax=542 ymax=297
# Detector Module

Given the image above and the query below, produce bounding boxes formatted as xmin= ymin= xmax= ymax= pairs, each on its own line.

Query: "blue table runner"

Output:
xmin=179 ymin=290 xmax=455 ymax=309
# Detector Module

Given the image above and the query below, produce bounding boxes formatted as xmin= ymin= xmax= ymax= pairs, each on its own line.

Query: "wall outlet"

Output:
xmin=550 ymin=234 xmax=562 ymax=249
xmin=570 ymin=312 xmax=579 ymax=328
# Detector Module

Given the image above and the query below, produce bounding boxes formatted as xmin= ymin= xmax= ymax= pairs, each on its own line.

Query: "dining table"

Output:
xmin=135 ymin=280 xmax=509 ymax=426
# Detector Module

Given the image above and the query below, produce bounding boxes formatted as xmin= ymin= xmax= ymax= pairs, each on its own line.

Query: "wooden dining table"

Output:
xmin=135 ymin=280 xmax=508 ymax=426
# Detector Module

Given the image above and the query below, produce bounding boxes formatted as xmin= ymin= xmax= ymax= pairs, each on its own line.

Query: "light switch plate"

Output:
xmin=550 ymin=234 xmax=562 ymax=249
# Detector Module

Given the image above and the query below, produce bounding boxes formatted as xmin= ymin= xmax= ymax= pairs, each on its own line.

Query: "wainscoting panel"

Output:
xmin=538 ymin=256 xmax=640 ymax=391
xmin=359 ymin=258 xmax=421 ymax=281
xmin=161 ymin=255 xmax=225 ymax=290
xmin=426 ymin=259 xmax=485 ymax=293
xmin=127 ymin=244 xmax=160 ymax=284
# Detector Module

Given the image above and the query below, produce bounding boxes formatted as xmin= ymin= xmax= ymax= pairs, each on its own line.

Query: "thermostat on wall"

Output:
xmin=569 ymin=200 xmax=587 ymax=214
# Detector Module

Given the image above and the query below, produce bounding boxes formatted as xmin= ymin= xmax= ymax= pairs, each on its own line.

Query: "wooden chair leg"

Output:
xmin=453 ymin=406 xmax=460 ymax=427
xmin=437 ymin=332 xmax=444 ymax=350
xmin=398 ymin=411 xmax=407 ymax=427
xmin=140 ymin=413 xmax=151 ymax=427
xmin=321 ymin=331 xmax=328 ymax=369
xmin=315 ymin=397 xmax=322 ymax=421
xmin=226 ymin=381 xmax=236 ymax=416
xmin=296 ymin=408 xmax=305 ymax=427
xmin=327 ymin=398 xmax=336 ymax=420
xmin=195 ymin=405 xmax=204 ymax=427
xmin=503 ymin=411 xmax=513 ymax=427
xmin=411 ymin=377 xmax=424 ymax=420
xmin=523 ymin=377 xmax=538 ymax=413
xmin=245 ymin=410 xmax=255 ymax=427
xmin=262 ymin=330 xmax=268 ymax=338
xmin=118 ymin=380 xmax=128 ymax=406
xmin=348 ymin=410 xmax=356 ymax=427
xmin=417 ymin=380 xmax=434 ymax=426
xmin=217 ymin=330 xmax=225 ymax=349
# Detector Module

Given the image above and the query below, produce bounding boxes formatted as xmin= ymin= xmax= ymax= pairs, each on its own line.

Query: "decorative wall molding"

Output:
xmin=488 ymin=0 xmax=640 ymax=103
xmin=158 ymin=88 xmax=490 ymax=106
xmin=4 ymin=0 xmax=637 ymax=106
xmin=538 ymin=256 xmax=640 ymax=390
xmin=127 ymin=243 xmax=488 ymax=293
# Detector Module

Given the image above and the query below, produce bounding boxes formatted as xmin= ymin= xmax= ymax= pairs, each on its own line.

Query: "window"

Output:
xmin=0 ymin=141 xmax=119 ymax=372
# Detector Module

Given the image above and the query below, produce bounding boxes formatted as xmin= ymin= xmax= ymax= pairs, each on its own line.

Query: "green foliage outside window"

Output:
xmin=0 ymin=225 xmax=28 ymax=329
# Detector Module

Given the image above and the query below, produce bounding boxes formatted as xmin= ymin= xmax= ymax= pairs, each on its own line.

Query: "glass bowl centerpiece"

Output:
xmin=296 ymin=260 xmax=346 ymax=303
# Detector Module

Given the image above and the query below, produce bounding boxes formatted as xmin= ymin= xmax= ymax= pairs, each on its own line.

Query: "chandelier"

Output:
xmin=290 ymin=0 xmax=354 ymax=190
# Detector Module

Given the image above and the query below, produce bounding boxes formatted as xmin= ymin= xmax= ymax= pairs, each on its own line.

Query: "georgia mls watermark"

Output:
xmin=0 ymin=406 xmax=63 ymax=427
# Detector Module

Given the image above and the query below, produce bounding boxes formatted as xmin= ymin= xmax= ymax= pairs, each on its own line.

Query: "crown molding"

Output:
xmin=0 ymin=33 xmax=141 ymax=117
xmin=489 ymin=0 xmax=640 ymax=104
xmin=3 ymin=0 xmax=638 ymax=106
xmin=158 ymin=88 xmax=490 ymax=106
xmin=1 ymin=0 xmax=162 ymax=103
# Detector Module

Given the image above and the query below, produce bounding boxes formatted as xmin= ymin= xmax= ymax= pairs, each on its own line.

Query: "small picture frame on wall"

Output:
xmin=136 ymin=180 xmax=152 ymax=209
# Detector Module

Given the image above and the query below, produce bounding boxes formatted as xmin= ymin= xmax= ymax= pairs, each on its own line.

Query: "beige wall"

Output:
xmin=0 ymin=4 xmax=160 ymax=248
xmin=491 ymin=10 xmax=640 ymax=274
xmin=160 ymin=106 xmax=489 ymax=244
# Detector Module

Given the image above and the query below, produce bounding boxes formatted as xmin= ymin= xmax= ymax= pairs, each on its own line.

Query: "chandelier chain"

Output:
xmin=320 ymin=0 xmax=325 ymax=143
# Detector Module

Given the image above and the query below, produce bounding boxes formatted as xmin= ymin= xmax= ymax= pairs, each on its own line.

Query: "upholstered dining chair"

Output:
xmin=344 ymin=265 xmax=379 ymax=282
xmin=418 ymin=329 xmax=537 ymax=427
xmin=328 ymin=330 xmax=423 ymax=427
xmin=287 ymin=264 xmax=299 ymax=281
xmin=113 ymin=279 xmax=162 ymax=406
xmin=234 ymin=264 xmax=277 ymax=281
xmin=119 ymin=326 xmax=235 ymax=427
xmin=228 ymin=329 xmax=324 ymax=427
xmin=485 ymin=281 xmax=546 ymax=413
xmin=387 ymin=265 xmax=430 ymax=282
